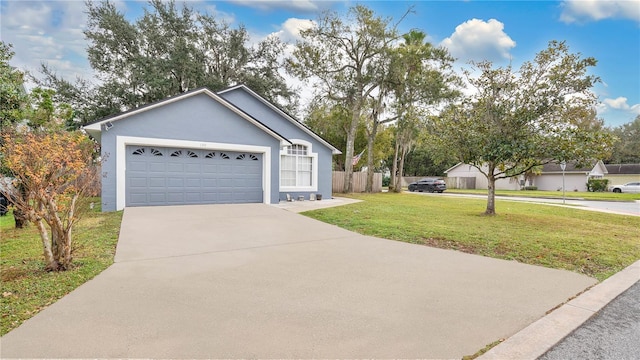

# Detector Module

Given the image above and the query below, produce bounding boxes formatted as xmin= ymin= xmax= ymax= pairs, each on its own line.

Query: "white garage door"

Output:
xmin=125 ymin=146 xmax=263 ymax=207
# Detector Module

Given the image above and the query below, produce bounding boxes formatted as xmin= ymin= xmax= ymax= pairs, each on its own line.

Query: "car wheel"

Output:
xmin=613 ymin=188 xmax=622 ymax=193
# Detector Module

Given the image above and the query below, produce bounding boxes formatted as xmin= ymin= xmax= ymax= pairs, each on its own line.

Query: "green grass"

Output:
xmin=0 ymin=203 xmax=123 ymax=335
xmin=305 ymin=193 xmax=640 ymax=281
xmin=447 ymin=188 xmax=640 ymax=201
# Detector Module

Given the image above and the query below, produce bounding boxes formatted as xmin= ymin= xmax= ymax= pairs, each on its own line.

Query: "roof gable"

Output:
xmin=83 ymin=87 xmax=289 ymax=145
xmin=217 ymin=85 xmax=341 ymax=155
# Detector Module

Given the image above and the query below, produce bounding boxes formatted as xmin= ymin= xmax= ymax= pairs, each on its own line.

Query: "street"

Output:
xmin=539 ymin=280 xmax=640 ymax=360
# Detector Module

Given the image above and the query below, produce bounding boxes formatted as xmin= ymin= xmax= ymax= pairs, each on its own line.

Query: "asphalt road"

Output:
xmin=538 ymin=280 xmax=640 ymax=360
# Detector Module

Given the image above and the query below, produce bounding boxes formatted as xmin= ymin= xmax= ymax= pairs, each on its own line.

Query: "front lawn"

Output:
xmin=305 ymin=193 xmax=640 ymax=281
xmin=447 ymin=188 xmax=640 ymax=201
xmin=0 ymin=204 xmax=123 ymax=335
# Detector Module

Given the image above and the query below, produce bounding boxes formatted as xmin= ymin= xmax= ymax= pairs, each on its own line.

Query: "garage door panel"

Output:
xmin=129 ymin=177 xmax=148 ymax=187
xmin=126 ymin=146 xmax=262 ymax=207
xmin=148 ymin=178 xmax=165 ymax=187
xmin=148 ymin=193 xmax=166 ymax=203
xmin=184 ymin=164 xmax=200 ymax=173
xmin=129 ymin=161 xmax=148 ymax=172
xmin=185 ymin=192 xmax=201 ymax=202
xmin=167 ymin=177 xmax=184 ymax=187
xmin=148 ymin=162 xmax=166 ymax=172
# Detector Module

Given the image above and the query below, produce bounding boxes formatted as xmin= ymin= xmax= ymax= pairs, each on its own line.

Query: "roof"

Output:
xmin=541 ymin=160 xmax=607 ymax=174
xmin=605 ymin=163 xmax=640 ymax=175
xmin=82 ymin=87 xmax=289 ymax=145
xmin=444 ymin=162 xmax=465 ymax=174
xmin=218 ymin=84 xmax=342 ymax=155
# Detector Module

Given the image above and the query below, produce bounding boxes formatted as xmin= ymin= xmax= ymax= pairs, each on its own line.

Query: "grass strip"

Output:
xmin=1 ymin=204 xmax=123 ymax=335
xmin=304 ymin=193 xmax=640 ymax=281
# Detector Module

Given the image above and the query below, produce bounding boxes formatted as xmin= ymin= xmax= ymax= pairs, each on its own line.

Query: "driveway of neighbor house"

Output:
xmin=1 ymin=203 xmax=596 ymax=359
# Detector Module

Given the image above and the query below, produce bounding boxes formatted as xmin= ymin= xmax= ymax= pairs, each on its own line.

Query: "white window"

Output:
xmin=280 ymin=140 xmax=317 ymax=191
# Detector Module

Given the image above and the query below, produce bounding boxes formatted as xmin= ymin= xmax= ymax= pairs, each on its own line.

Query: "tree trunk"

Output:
xmin=397 ymin=146 xmax=408 ymax=193
xmin=390 ymin=140 xmax=400 ymax=192
xmin=485 ymin=174 xmax=497 ymax=215
xmin=365 ymin=123 xmax=378 ymax=193
xmin=35 ymin=219 xmax=58 ymax=271
xmin=343 ymin=109 xmax=360 ymax=193
xmin=13 ymin=208 xmax=27 ymax=228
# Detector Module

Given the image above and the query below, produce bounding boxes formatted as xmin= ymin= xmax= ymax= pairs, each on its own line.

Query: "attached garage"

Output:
xmin=125 ymin=146 xmax=262 ymax=206
xmin=84 ymin=85 xmax=341 ymax=212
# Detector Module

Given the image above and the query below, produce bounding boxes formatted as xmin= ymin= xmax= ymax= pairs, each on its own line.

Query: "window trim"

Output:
xmin=279 ymin=139 xmax=318 ymax=192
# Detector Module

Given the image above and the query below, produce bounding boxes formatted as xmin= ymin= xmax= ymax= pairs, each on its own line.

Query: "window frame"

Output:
xmin=279 ymin=139 xmax=318 ymax=192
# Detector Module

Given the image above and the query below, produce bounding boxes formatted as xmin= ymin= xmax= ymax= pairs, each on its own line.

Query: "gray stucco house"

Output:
xmin=84 ymin=85 xmax=341 ymax=211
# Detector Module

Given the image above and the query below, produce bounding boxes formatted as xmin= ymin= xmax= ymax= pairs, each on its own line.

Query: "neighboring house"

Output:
xmin=534 ymin=161 xmax=608 ymax=192
xmin=84 ymin=85 xmax=341 ymax=212
xmin=604 ymin=164 xmax=640 ymax=186
xmin=444 ymin=160 xmax=608 ymax=192
xmin=444 ymin=163 xmax=521 ymax=190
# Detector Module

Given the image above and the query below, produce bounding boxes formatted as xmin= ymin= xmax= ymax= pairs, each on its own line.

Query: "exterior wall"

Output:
xmin=445 ymin=164 xmax=520 ymax=190
xmin=219 ymin=89 xmax=334 ymax=201
xmin=100 ymin=93 xmax=281 ymax=211
xmin=533 ymin=174 xmax=589 ymax=192
xmin=605 ymin=174 xmax=640 ymax=186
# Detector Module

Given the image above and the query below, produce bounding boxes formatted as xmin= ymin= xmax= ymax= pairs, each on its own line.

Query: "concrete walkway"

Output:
xmin=1 ymin=204 xmax=596 ymax=359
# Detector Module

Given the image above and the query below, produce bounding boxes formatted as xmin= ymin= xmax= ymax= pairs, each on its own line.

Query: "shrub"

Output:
xmin=382 ymin=175 xmax=390 ymax=187
xmin=587 ymin=178 xmax=609 ymax=192
xmin=522 ymin=186 xmax=538 ymax=191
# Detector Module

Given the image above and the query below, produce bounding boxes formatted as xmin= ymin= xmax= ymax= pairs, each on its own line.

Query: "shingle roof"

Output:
xmin=605 ymin=164 xmax=640 ymax=175
xmin=541 ymin=160 xmax=598 ymax=173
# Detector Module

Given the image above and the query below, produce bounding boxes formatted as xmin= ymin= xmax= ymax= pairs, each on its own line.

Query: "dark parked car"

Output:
xmin=408 ymin=178 xmax=447 ymax=193
xmin=0 ymin=194 xmax=8 ymax=216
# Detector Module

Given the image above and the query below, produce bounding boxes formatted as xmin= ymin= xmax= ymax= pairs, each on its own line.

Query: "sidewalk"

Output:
xmin=271 ymin=196 xmax=362 ymax=213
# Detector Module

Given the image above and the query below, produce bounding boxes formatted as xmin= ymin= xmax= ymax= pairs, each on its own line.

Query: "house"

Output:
xmin=535 ymin=161 xmax=608 ymax=192
xmin=84 ymin=85 xmax=341 ymax=211
xmin=444 ymin=161 xmax=608 ymax=192
xmin=444 ymin=163 xmax=521 ymax=190
xmin=604 ymin=164 xmax=640 ymax=186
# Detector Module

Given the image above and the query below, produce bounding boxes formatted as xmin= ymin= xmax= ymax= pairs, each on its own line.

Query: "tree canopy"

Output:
xmin=287 ymin=5 xmax=400 ymax=192
xmin=607 ymin=116 xmax=640 ymax=164
xmin=429 ymin=41 xmax=615 ymax=214
xmin=40 ymin=0 xmax=297 ymax=127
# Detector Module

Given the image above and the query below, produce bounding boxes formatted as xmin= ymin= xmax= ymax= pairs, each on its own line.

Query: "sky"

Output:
xmin=1 ymin=0 xmax=639 ymax=127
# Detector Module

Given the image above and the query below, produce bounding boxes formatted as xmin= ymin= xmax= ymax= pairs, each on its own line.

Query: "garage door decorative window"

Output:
xmin=280 ymin=143 xmax=315 ymax=188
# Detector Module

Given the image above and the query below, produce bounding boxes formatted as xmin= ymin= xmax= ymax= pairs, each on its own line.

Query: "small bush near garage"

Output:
xmin=522 ymin=186 xmax=538 ymax=191
xmin=0 ymin=201 xmax=123 ymax=335
xmin=587 ymin=179 xmax=609 ymax=192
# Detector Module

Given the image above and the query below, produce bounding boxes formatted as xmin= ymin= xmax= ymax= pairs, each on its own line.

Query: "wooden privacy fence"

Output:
xmin=332 ymin=171 xmax=382 ymax=193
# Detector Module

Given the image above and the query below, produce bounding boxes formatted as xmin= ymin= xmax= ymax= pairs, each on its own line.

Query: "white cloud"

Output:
xmin=602 ymin=97 xmax=640 ymax=114
xmin=561 ymin=0 xmax=640 ymax=23
xmin=272 ymin=18 xmax=315 ymax=42
xmin=440 ymin=19 xmax=516 ymax=63
xmin=0 ymin=1 xmax=93 ymax=87
xmin=227 ymin=0 xmax=321 ymax=13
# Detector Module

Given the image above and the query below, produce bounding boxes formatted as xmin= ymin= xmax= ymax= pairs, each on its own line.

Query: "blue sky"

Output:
xmin=1 ymin=0 xmax=638 ymax=127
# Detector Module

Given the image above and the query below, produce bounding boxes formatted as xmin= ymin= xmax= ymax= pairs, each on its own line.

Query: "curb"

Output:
xmin=478 ymin=259 xmax=640 ymax=359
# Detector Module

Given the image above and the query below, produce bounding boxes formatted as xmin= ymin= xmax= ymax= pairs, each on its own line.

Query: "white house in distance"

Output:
xmin=444 ymin=161 xmax=609 ymax=192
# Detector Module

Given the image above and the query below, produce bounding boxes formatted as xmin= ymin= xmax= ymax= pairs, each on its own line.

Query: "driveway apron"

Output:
xmin=1 ymin=204 xmax=597 ymax=359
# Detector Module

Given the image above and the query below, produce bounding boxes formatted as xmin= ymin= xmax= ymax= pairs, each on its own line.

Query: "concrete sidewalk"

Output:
xmin=1 ymin=204 xmax=597 ymax=358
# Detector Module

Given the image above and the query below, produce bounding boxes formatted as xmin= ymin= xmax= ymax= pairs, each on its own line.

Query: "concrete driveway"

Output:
xmin=1 ymin=204 xmax=596 ymax=358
